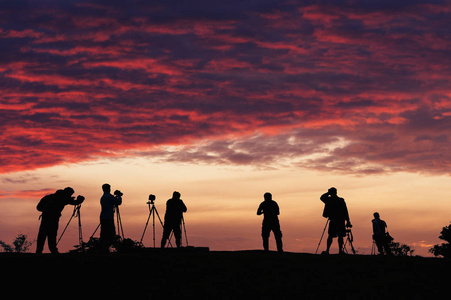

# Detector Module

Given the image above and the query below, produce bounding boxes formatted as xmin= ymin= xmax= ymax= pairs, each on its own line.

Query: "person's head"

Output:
xmin=328 ymin=187 xmax=337 ymax=196
xmin=373 ymin=212 xmax=380 ymax=219
xmin=102 ymin=183 xmax=111 ymax=193
xmin=264 ymin=192 xmax=272 ymax=201
xmin=63 ymin=187 xmax=75 ymax=197
xmin=172 ymin=191 xmax=181 ymax=200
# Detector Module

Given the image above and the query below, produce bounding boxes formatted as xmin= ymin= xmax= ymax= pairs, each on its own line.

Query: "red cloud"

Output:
xmin=1 ymin=1 xmax=451 ymax=174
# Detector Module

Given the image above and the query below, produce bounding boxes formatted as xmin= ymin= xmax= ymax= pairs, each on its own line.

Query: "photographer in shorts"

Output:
xmin=99 ymin=183 xmax=123 ymax=252
xmin=320 ymin=187 xmax=351 ymax=254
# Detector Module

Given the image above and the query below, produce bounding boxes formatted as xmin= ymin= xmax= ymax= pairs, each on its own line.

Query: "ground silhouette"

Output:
xmin=2 ymin=250 xmax=449 ymax=299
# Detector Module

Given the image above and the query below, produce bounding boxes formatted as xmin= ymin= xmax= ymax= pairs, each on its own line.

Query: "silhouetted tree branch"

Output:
xmin=429 ymin=223 xmax=451 ymax=258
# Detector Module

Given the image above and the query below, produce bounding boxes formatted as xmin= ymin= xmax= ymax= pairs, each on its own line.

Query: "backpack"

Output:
xmin=36 ymin=194 xmax=55 ymax=212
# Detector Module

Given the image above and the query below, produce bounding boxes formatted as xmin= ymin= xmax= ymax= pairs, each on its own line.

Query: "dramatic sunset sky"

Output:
xmin=1 ymin=0 xmax=451 ymax=255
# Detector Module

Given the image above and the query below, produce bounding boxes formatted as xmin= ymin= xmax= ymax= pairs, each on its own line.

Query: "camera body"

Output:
xmin=114 ymin=190 xmax=123 ymax=197
xmin=147 ymin=194 xmax=156 ymax=204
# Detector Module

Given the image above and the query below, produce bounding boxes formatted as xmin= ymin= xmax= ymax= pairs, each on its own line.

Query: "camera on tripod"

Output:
xmin=147 ymin=194 xmax=156 ymax=205
xmin=114 ymin=190 xmax=123 ymax=197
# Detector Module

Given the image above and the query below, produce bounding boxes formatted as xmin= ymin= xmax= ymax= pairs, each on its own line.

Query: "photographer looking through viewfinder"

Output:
xmin=320 ymin=187 xmax=351 ymax=255
xmin=36 ymin=187 xmax=85 ymax=254
xmin=100 ymin=183 xmax=123 ymax=252
xmin=161 ymin=191 xmax=187 ymax=248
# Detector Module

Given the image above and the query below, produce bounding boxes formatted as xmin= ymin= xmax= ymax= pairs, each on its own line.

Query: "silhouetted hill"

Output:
xmin=2 ymin=250 xmax=449 ymax=299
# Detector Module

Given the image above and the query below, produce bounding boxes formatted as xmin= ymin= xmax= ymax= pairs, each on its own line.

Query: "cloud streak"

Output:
xmin=1 ymin=0 xmax=451 ymax=174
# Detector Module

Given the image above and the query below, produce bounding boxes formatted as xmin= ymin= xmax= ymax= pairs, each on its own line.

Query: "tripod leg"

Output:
xmin=315 ymin=218 xmax=329 ymax=254
xmin=90 ymin=223 xmax=101 ymax=240
xmin=56 ymin=206 xmax=77 ymax=246
xmin=181 ymin=215 xmax=188 ymax=247
xmin=76 ymin=206 xmax=84 ymax=251
xmin=140 ymin=211 xmax=152 ymax=244
xmin=154 ymin=207 xmax=173 ymax=247
xmin=115 ymin=206 xmax=125 ymax=239
xmin=349 ymin=237 xmax=356 ymax=254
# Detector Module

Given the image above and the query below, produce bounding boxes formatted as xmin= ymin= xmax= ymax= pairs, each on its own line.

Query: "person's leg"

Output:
xmin=47 ymin=217 xmax=60 ymax=254
xmin=161 ymin=224 xmax=171 ymax=248
xmin=173 ymin=225 xmax=182 ymax=248
xmin=326 ymin=235 xmax=333 ymax=253
xmin=375 ymin=237 xmax=384 ymax=255
xmin=338 ymin=236 xmax=344 ymax=254
xmin=36 ymin=217 xmax=48 ymax=254
xmin=262 ymin=224 xmax=270 ymax=251
xmin=100 ymin=219 xmax=115 ymax=252
xmin=326 ymin=219 xmax=337 ymax=254
xmin=273 ymin=223 xmax=283 ymax=253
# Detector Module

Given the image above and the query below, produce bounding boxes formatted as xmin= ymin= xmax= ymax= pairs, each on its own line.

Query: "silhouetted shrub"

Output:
xmin=389 ymin=241 xmax=414 ymax=256
xmin=70 ymin=235 xmax=143 ymax=253
xmin=429 ymin=223 xmax=451 ymax=258
xmin=0 ymin=234 xmax=33 ymax=253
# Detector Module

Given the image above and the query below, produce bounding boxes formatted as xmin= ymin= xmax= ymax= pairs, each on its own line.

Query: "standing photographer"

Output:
xmin=257 ymin=192 xmax=283 ymax=253
xmin=99 ymin=183 xmax=122 ymax=252
xmin=161 ymin=191 xmax=187 ymax=248
xmin=320 ymin=187 xmax=351 ymax=254
xmin=36 ymin=187 xmax=85 ymax=254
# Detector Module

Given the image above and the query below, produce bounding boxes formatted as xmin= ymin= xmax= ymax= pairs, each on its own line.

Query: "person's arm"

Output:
xmin=343 ymin=201 xmax=351 ymax=226
xmin=257 ymin=203 xmax=263 ymax=215
xmin=181 ymin=200 xmax=187 ymax=213
xmin=320 ymin=192 xmax=329 ymax=203
xmin=275 ymin=202 xmax=280 ymax=215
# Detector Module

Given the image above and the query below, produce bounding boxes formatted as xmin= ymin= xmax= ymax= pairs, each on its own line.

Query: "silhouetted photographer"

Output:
xmin=372 ymin=212 xmax=393 ymax=255
xmin=161 ymin=191 xmax=187 ymax=248
xmin=36 ymin=187 xmax=85 ymax=254
xmin=320 ymin=187 xmax=351 ymax=254
xmin=100 ymin=183 xmax=123 ymax=252
xmin=257 ymin=192 xmax=283 ymax=252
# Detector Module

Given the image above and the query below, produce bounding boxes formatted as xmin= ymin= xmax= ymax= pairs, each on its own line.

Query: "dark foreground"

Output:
xmin=2 ymin=249 xmax=449 ymax=299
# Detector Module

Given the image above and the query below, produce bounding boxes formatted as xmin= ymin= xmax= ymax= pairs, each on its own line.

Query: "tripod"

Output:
xmin=371 ymin=240 xmax=376 ymax=255
xmin=140 ymin=200 xmax=171 ymax=247
xmin=90 ymin=205 xmax=125 ymax=240
xmin=167 ymin=215 xmax=189 ymax=248
xmin=315 ymin=218 xmax=329 ymax=254
xmin=115 ymin=205 xmax=124 ymax=239
xmin=342 ymin=229 xmax=356 ymax=254
xmin=57 ymin=204 xmax=84 ymax=251
xmin=315 ymin=219 xmax=355 ymax=254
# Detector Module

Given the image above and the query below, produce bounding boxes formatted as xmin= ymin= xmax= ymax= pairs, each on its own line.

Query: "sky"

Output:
xmin=1 ymin=0 xmax=451 ymax=256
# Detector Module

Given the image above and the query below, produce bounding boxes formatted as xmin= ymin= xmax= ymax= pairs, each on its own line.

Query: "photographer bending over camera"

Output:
xmin=161 ymin=191 xmax=187 ymax=248
xmin=320 ymin=187 xmax=351 ymax=255
xmin=36 ymin=187 xmax=85 ymax=254
xmin=100 ymin=183 xmax=123 ymax=252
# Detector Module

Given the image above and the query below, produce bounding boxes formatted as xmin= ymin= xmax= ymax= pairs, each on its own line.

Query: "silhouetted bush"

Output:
xmin=429 ymin=223 xmax=451 ymax=258
xmin=0 ymin=234 xmax=33 ymax=253
xmin=389 ymin=241 xmax=414 ymax=256
xmin=70 ymin=235 xmax=143 ymax=253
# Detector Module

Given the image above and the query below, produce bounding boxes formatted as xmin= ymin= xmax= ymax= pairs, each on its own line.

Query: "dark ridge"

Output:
xmin=2 ymin=251 xmax=449 ymax=299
